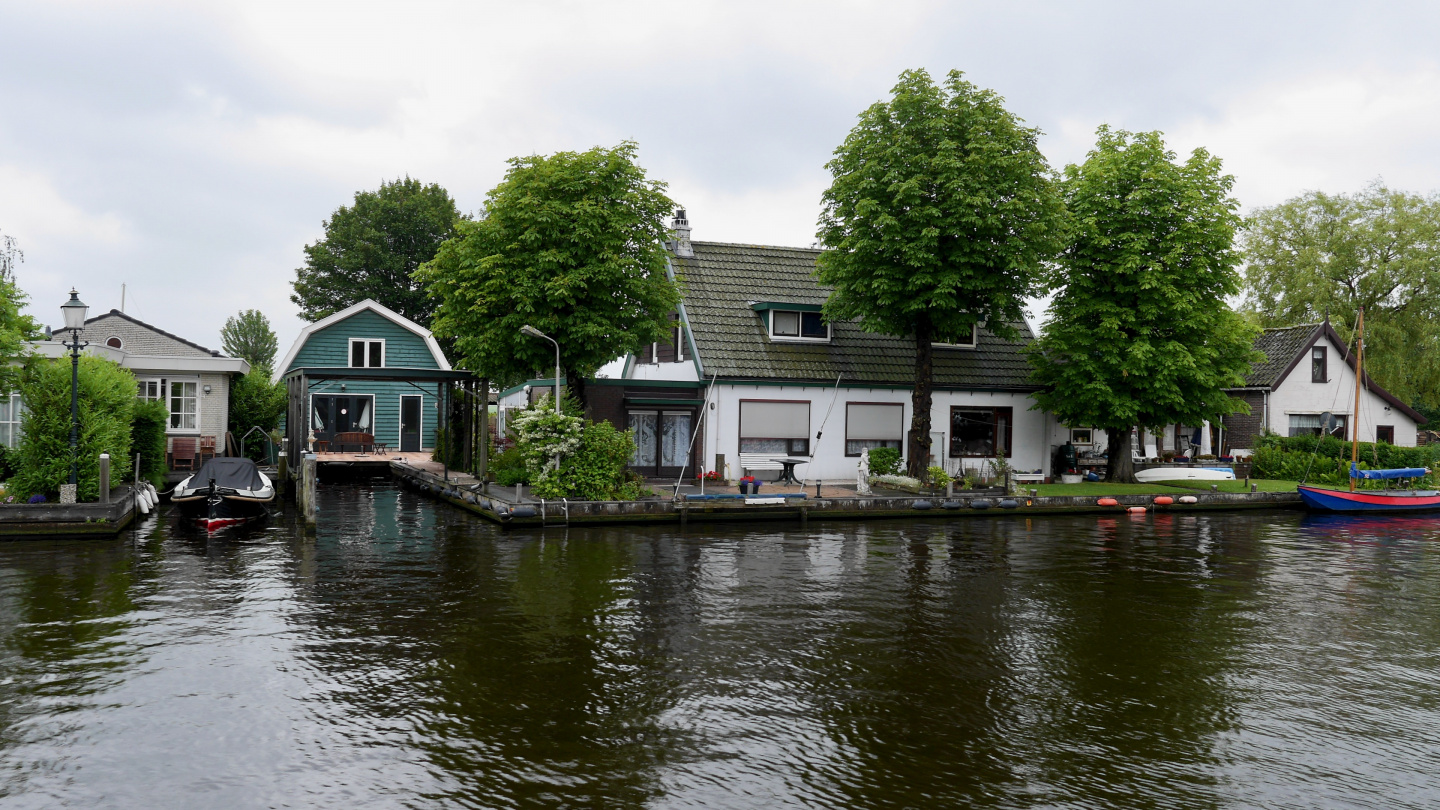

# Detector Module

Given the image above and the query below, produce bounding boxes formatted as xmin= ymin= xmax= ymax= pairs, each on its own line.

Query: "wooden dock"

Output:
xmin=0 ymin=484 xmax=143 ymax=539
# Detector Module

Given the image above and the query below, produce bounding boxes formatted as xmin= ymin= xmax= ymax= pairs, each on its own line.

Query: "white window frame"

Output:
xmin=935 ymin=324 xmax=979 ymax=349
xmin=167 ymin=377 xmax=201 ymax=433
xmin=137 ymin=377 xmax=164 ymax=403
xmin=1070 ymin=428 xmax=1094 ymax=445
xmin=349 ymin=338 xmax=386 ymax=368
xmin=767 ymin=310 xmax=830 ymax=343
xmin=105 ymin=335 xmax=124 ymax=349
xmin=0 ymin=392 xmax=23 ymax=449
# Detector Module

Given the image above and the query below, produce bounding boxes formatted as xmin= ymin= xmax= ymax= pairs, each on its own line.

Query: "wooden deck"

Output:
xmin=316 ymin=450 xmax=434 ymax=465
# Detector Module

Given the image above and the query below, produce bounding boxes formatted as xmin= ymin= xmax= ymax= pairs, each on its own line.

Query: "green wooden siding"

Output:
xmin=288 ymin=309 xmax=441 ymax=371
xmin=286 ymin=308 xmax=447 ymax=449
xmin=303 ymin=379 xmax=443 ymax=449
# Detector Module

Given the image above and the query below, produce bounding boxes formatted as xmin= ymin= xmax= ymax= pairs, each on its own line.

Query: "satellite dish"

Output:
xmin=1320 ymin=412 xmax=1336 ymax=433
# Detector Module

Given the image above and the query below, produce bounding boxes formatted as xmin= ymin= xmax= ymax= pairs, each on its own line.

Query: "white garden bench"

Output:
xmin=738 ymin=453 xmax=786 ymax=476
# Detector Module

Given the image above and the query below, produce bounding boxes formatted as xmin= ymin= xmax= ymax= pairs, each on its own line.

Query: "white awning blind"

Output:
xmin=740 ymin=400 xmax=810 ymax=439
xmin=846 ymin=403 xmax=903 ymax=440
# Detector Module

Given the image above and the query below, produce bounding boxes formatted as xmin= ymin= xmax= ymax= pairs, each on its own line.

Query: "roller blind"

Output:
xmin=740 ymin=400 xmax=810 ymax=439
xmin=846 ymin=403 xmax=903 ymax=440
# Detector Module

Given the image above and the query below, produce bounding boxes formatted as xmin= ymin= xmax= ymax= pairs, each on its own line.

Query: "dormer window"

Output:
xmin=768 ymin=310 xmax=829 ymax=341
xmin=350 ymin=338 xmax=384 ymax=368
xmin=935 ymin=324 xmax=978 ymax=349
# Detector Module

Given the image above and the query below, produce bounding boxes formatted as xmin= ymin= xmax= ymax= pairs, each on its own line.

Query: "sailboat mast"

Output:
xmin=1351 ymin=308 xmax=1364 ymax=493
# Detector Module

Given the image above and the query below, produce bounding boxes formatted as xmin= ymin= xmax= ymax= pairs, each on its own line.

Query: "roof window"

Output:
xmin=767 ymin=310 xmax=829 ymax=342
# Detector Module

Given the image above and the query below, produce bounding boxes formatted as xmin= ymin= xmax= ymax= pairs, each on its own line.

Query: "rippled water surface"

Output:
xmin=2 ymin=484 xmax=1440 ymax=808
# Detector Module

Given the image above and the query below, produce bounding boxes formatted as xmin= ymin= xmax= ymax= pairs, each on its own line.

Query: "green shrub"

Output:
xmin=532 ymin=420 xmax=639 ymax=500
xmin=131 ymin=398 xmax=169 ymax=487
xmin=1252 ymin=432 xmax=1440 ymax=485
xmin=926 ymin=465 xmax=951 ymax=488
xmin=228 ymin=371 xmax=286 ymax=463
xmin=868 ymin=446 xmax=901 ymax=476
xmin=491 ymin=446 xmax=529 ymax=486
xmin=10 ymin=356 xmax=134 ymax=501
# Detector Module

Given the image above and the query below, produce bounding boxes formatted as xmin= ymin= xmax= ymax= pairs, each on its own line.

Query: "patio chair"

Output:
xmin=170 ymin=437 xmax=199 ymax=471
xmin=198 ymin=436 xmax=218 ymax=463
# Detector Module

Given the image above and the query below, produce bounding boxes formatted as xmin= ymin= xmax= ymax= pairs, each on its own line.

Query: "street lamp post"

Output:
xmin=60 ymin=290 xmax=89 ymax=494
xmin=520 ymin=325 xmax=562 ymax=474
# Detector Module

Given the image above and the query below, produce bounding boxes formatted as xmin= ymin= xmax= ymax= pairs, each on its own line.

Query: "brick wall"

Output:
xmin=1223 ymin=391 xmax=1267 ymax=449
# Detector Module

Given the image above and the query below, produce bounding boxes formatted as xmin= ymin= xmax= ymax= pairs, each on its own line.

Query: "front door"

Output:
xmin=627 ymin=409 xmax=693 ymax=477
xmin=400 ymin=395 xmax=422 ymax=452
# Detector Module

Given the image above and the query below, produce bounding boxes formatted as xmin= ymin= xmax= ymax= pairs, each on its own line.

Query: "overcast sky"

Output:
xmin=4 ymin=1 xmax=1440 ymax=354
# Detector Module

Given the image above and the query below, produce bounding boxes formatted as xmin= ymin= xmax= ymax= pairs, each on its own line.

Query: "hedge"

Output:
xmin=9 ymin=356 xmax=135 ymax=501
xmin=1251 ymin=432 xmax=1440 ymax=486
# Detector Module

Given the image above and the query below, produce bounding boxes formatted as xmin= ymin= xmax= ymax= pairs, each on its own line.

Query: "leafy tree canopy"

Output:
xmin=1240 ymin=182 xmax=1440 ymax=408
xmin=220 ymin=309 xmax=278 ymax=373
xmin=816 ymin=68 xmax=1065 ymax=476
xmin=1027 ymin=127 xmax=1260 ymax=482
xmin=418 ymin=141 xmax=680 ymax=406
xmin=292 ymin=177 xmax=463 ymax=324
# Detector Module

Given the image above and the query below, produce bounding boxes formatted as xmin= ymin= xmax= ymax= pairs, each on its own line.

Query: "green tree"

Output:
xmin=228 ymin=372 xmax=287 ymax=461
xmin=292 ymin=177 xmax=463 ymax=324
xmin=1240 ymin=182 xmax=1440 ymax=408
xmin=220 ymin=309 xmax=278 ymax=373
xmin=10 ymin=356 xmax=134 ymax=501
xmin=418 ymin=142 xmax=680 ymax=407
xmin=816 ymin=69 xmax=1066 ymax=477
xmin=1028 ymin=128 xmax=1260 ymax=483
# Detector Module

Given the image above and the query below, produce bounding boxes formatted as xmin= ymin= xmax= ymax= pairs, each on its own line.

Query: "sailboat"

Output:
xmin=1297 ymin=308 xmax=1438 ymax=513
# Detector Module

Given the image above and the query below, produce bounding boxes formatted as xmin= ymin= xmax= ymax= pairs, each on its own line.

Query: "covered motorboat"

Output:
xmin=172 ymin=457 xmax=275 ymax=530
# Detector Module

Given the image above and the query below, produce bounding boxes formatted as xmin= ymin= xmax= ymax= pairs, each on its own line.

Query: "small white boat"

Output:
xmin=1134 ymin=466 xmax=1235 ymax=482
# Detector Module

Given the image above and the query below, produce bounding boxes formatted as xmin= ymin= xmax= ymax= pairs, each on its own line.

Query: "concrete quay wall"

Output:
xmin=390 ymin=461 xmax=1303 ymax=528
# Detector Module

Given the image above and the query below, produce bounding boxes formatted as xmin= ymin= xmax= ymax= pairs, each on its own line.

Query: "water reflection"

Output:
xmin=1 ymin=486 xmax=1439 ymax=808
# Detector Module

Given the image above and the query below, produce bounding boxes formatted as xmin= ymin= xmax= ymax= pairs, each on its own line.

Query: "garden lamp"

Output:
xmin=519 ymin=325 xmax=561 ymax=415
xmin=61 ymin=289 xmax=89 ymax=492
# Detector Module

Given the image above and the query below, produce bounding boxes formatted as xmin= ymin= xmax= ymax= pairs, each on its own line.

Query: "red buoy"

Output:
xmin=1153 ymin=496 xmax=1174 ymax=506
xmin=1097 ymin=497 xmax=1119 ymax=507
xmin=1128 ymin=506 xmax=1148 ymax=514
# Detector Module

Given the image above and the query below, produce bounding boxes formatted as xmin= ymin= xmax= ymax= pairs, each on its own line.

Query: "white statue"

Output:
xmin=857 ymin=448 xmax=872 ymax=495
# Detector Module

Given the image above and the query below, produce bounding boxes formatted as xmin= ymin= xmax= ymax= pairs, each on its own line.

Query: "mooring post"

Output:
xmin=302 ymin=453 xmax=318 ymax=526
xmin=99 ymin=453 xmax=110 ymax=503
xmin=277 ymin=450 xmax=288 ymax=499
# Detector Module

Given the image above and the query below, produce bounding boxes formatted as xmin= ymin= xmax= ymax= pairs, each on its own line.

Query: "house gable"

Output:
xmin=70 ymin=310 xmax=218 ymax=358
xmin=275 ymin=299 xmax=450 ymax=381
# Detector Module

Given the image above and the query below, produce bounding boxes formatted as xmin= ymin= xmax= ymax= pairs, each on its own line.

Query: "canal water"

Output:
xmin=2 ymin=484 xmax=1439 ymax=808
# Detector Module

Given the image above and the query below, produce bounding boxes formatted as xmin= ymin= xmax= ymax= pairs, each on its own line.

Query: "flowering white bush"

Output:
xmin=870 ymin=473 xmax=922 ymax=490
xmin=510 ymin=395 xmax=582 ymax=485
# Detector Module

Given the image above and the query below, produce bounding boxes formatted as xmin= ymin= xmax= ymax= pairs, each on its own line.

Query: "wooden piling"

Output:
xmin=99 ymin=453 xmax=110 ymax=503
xmin=302 ymin=453 xmax=317 ymax=527
xmin=277 ymin=450 xmax=288 ymax=499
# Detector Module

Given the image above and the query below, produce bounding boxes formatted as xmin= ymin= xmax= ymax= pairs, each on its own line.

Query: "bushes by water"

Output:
xmin=1251 ymin=432 xmax=1440 ymax=486
xmin=868 ymin=447 xmax=901 ymax=476
xmin=131 ymin=398 xmax=169 ymax=487
xmin=10 ymin=356 xmax=134 ymax=501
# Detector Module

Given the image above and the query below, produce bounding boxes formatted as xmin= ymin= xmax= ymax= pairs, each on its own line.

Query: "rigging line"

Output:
xmin=672 ymin=373 xmax=718 ymax=494
xmin=802 ymin=374 xmax=844 ymax=490
xmin=1300 ymin=314 xmax=1359 ymax=484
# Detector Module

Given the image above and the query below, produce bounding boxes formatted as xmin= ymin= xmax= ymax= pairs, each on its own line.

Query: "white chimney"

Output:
xmin=671 ymin=209 xmax=694 ymax=258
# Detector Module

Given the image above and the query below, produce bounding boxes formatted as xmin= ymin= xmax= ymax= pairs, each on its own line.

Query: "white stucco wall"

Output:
xmin=1268 ymin=354 xmax=1418 ymax=446
xmin=700 ymin=384 xmax=1047 ymax=482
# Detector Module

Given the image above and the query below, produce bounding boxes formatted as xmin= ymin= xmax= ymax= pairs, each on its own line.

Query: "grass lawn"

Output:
xmin=1030 ymin=479 xmax=1300 ymax=497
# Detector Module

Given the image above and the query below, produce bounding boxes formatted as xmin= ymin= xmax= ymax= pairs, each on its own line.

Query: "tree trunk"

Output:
xmin=906 ymin=314 xmax=935 ymax=479
xmin=1106 ymin=426 xmax=1137 ymax=483
xmin=563 ymin=367 xmax=587 ymax=414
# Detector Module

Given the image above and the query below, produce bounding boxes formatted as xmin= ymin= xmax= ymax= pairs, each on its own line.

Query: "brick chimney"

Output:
xmin=670 ymin=209 xmax=694 ymax=258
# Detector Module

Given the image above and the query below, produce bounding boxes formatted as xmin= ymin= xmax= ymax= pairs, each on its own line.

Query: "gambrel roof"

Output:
xmin=272 ymin=299 xmax=451 ymax=383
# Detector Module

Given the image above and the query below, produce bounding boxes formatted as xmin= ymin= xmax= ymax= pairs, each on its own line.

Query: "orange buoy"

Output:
xmin=1127 ymin=506 xmax=1148 ymax=514
xmin=1097 ymin=497 xmax=1119 ymax=507
xmin=1153 ymin=496 xmax=1174 ymax=506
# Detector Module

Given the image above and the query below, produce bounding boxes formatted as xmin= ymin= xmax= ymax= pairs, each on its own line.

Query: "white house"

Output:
xmin=29 ymin=309 xmax=251 ymax=465
xmin=501 ymin=212 xmax=1054 ymax=482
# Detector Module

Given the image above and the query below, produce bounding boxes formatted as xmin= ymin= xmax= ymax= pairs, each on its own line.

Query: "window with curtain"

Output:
xmin=1289 ymin=413 xmax=1346 ymax=439
xmin=739 ymin=400 xmax=811 ymax=455
xmin=170 ymin=381 xmax=198 ymax=430
xmin=0 ymin=393 xmax=23 ymax=448
xmin=949 ymin=407 xmax=1013 ymax=457
xmin=845 ymin=402 xmax=903 ymax=456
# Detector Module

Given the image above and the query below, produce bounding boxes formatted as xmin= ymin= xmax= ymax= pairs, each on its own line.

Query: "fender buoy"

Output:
xmin=912 ymin=500 xmax=933 ymax=510
xmin=1097 ymin=497 xmax=1119 ymax=507
xmin=1127 ymin=506 xmax=1148 ymax=514
xmin=1178 ymin=495 xmax=1198 ymax=504
xmin=1153 ymin=496 xmax=1174 ymax=506
xmin=970 ymin=498 xmax=993 ymax=509
xmin=941 ymin=500 xmax=963 ymax=510
xmin=998 ymin=499 xmax=1019 ymax=509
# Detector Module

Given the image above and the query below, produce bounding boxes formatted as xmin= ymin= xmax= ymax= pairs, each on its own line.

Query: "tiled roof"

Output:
xmin=1242 ymin=323 xmax=1320 ymax=388
xmin=673 ymin=241 xmax=1038 ymax=390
